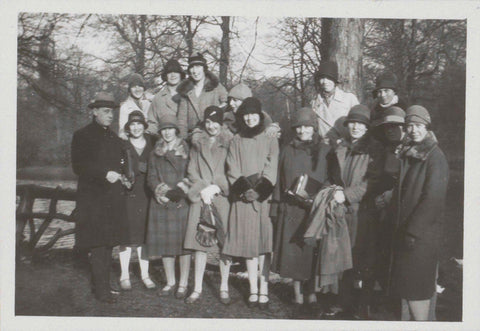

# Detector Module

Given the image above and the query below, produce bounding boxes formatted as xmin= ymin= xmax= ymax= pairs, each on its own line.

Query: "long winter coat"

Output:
xmin=122 ymin=134 xmax=155 ymax=245
xmin=327 ymin=135 xmax=382 ymax=271
xmin=177 ymin=71 xmax=227 ymax=138
xmin=183 ymin=128 xmax=234 ymax=252
xmin=222 ymin=126 xmax=279 ymax=258
xmin=146 ymin=86 xmax=181 ymax=135
xmin=71 ymin=121 xmax=129 ymax=249
xmin=390 ymin=132 xmax=449 ymax=300
xmin=145 ymin=137 xmax=190 ymax=258
xmin=271 ymin=135 xmax=330 ymax=280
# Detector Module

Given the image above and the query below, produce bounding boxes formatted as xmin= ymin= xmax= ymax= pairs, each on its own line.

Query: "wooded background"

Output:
xmin=17 ymin=14 xmax=465 ymax=168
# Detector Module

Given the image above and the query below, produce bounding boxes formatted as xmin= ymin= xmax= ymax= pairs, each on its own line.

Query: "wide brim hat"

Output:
xmin=344 ymin=104 xmax=371 ymax=127
xmin=161 ymin=59 xmax=186 ymax=82
xmin=373 ymin=106 xmax=405 ymax=127
xmin=124 ymin=110 xmax=148 ymax=133
xmin=88 ymin=91 xmax=119 ymax=109
xmin=157 ymin=114 xmax=180 ymax=133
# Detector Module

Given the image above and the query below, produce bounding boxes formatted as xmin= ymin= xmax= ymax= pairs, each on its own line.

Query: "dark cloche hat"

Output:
xmin=405 ymin=105 xmax=431 ymax=126
xmin=161 ymin=59 xmax=186 ymax=82
xmin=237 ymin=97 xmax=263 ymax=117
xmin=128 ymin=73 xmax=145 ymax=89
xmin=158 ymin=114 xmax=180 ymax=133
xmin=344 ymin=104 xmax=371 ymax=127
xmin=291 ymin=107 xmax=318 ymax=130
xmin=124 ymin=110 xmax=148 ymax=133
xmin=373 ymin=72 xmax=398 ymax=94
xmin=188 ymin=52 xmax=208 ymax=70
xmin=314 ymin=60 xmax=339 ymax=83
xmin=88 ymin=91 xmax=119 ymax=109
xmin=204 ymin=105 xmax=224 ymax=125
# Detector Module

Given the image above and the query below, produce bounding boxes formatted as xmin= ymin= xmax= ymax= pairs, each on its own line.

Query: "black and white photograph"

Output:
xmin=2 ymin=0 xmax=479 ymax=330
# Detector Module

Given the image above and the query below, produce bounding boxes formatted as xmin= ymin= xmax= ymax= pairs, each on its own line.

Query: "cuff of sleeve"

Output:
xmin=231 ymin=176 xmax=251 ymax=197
xmin=254 ymin=177 xmax=274 ymax=202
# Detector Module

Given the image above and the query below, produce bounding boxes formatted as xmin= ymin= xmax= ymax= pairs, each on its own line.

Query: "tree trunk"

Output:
xmin=219 ymin=16 xmax=230 ymax=87
xmin=135 ymin=15 xmax=146 ymax=75
xmin=320 ymin=18 xmax=364 ymax=102
xmin=185 ymin=16 xmax=194 ymax=57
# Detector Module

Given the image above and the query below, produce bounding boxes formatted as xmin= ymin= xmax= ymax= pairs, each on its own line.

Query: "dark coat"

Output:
xmin=122 ymin=134 xmax=155 ymax=245
xmin=146 ymin=137 xmax=190 ymax=258
xmin=271 ymin=135 xmax=330 ymax=280
xmin=177 ymin=71 xmax=227 ymax=138
xmin=390 ymin=132 xmax=449 ymax=300
xmin=71 ymin=121 xmax=129 ymax=249
xmin=327 ymin=135 xmax=382 ymax=271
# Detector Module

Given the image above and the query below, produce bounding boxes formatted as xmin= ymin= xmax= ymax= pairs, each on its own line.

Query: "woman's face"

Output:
xmin=318 ymin=76 xmax=336 ymax=93
xmin=229 ymin=97 xmax=243 ymax=113
xmin=167 ymin=72 xmax=182 ymax=86
xmin=243 ymin=113 xmax=260 ymax=128
xmin=130 ymin=85 xmax=144 ymax=99
xmin=295 ymin=125 xmax=315 ymax=141
xmin=189 ymin=64 xmax=205 ymax=83
xmin=348 ymin=121 xmax=368 ymax=140
xmin=205 ymin=119 xmax=221 ymax=137
xmin=376 ymin=88 xmax=396 ymax=105
xmin=406 ymin=122 xmax=428 ymax=143
xmin=383 ymin=123 xmax=404 ymax=143
xmin=128 ymin=121 xmax=145 ymax=139
xmin=161 ymin=127 xmax=177 ymax=143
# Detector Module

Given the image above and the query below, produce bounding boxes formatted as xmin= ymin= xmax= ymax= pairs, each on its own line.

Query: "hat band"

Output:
xmin=189 ymin=60 xmax=206 ymax=67
xmin=375 ymin=115 xmax=405 ymax=126
xmin=89 ymin=100 xmax=117 ymax=109
xmin=406 ymin=115 xmax=429 ymax=125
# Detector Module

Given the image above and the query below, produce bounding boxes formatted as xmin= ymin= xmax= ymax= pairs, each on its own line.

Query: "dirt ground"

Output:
xmin=14 ymin=165 xmax=463 ymax=321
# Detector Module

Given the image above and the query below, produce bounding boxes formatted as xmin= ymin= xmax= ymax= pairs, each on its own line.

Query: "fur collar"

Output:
xmin=153 ymin=137 xmax=188 ymax=159
xmin=176 ymin=71 xmax=220 ymax=96
xmin=336 ymin=134 xmax=372 ymax=155
xmin=396 ymin=131 xmax=438 ymax=161
xmin=191 ymin=127 xmax=234 ymax=151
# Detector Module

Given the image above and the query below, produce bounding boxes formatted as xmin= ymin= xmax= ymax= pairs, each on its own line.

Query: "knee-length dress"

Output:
xmin=146 ymin=138 xmax=190 ymax=258
xmin=184 ymin=129 xmax=233 ymax=252
xmin=271 ymin=136 xmax=330 ymax=280
xmin=222 ymin=130 xmax=279 ymax=258
xmin=122 ymin=134 xmax=154 ymax=245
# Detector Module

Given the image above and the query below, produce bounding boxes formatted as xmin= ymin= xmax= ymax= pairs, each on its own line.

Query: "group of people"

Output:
xmin=71 ymin=53 xmax=449 ymax=321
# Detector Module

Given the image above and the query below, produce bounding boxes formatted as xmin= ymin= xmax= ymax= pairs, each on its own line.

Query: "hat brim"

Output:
xmin=161 ymin=71 xmax=186 ymax=82
xmin=344 ymin=119 xmax=370 ymax=127
xmin=373 ymin=115 xmax=405 ymax=127
xmin=88 ymin=100 xmax=119 ymax=109
xmin=124 ymin=119 xmax=148 ymax=133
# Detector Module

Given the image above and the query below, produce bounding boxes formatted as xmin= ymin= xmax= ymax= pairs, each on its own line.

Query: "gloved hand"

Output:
xmin=333 ymin=189 xmax=346 ymax=204
xmin=243 ymin=189 xmax=259 ymax=202
xmin=155 ymin=183 xmax=170 ymax=204
xmin=200 ymin=185 xmax=221 ymax=204
xmin=265 ymin=123 xmax=281 ymax=139
xmin=166 ymin=186 xmax=187 ymax=202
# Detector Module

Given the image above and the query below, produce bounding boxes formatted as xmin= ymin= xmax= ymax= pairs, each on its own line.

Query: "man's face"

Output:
xmin=189 ymin=65 xmax=205 ymax=83
xmin=167 ymin=72 xmax=182 ymax=86
xmin=376 ymin=88 xmax=396 ymax=105
xmin=244 ymin=113 xmax=260 ymax=128
xmin=348 ymin=121 xmax=368 ymax=140
xmin=130 ymin=85 xmax=144 ymax=99
xmin=406 ymin=122 xmax=428 ymax=143
xmin=229 ymin=97 xmax=243 ymax=113
xmin=318 ymin=76 xmax=336 ymax=93
xmin=93 ymin=107 xmax=114 ymax=127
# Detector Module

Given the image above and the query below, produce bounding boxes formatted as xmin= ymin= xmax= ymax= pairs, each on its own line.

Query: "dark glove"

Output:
xmin=231 ymin=176 xmax=252 ymax=197
xmin=165 ymin=186 xmax=186 ymax=202
xmin=404 ymin=234 xmax=416 ymax=250
xmin=243 ymin=189 xmax=259 ymax=202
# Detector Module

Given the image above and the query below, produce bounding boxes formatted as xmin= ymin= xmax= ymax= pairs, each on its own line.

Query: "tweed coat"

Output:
xmin=122 ymin=134 xmax=155 ymax=245
xmin=183 ymin=128 xmax=234 ymax=252
xmin=177 ymin=71 xmax=227 ymax=138
xmin=146 ymin=86 xmax=181 ymax=135
xmin=71 ymin=121 xmax=129 ymax=249
xmin=145 ymin=137 xmax=191 ymax=258
xmin=390 ymin=132 xmax=449 ymax=300
xmin=271 ymin=135 xmax=330 ymax=280
xmin=327 ymin=135 xmax=382 ymax=271
xmin=222 ymin=126 xmax=279 ymax=258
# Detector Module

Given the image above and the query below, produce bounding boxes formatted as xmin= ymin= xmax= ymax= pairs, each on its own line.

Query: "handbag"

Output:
xmin=286 ymin=174 xmax=322 ymax=207
xmin=195 ymin=203 xmax=225 ymax=248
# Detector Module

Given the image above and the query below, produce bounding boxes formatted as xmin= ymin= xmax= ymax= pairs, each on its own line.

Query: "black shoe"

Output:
xmin=247 ymin=293 xmax=258 ymax=308
xmin=258 ymin=294 xmax=269 ymax=310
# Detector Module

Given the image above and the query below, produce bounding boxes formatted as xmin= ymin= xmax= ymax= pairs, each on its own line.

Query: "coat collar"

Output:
xmin=153 ymin=136 xmax=188 ymax=159
xmin=336 ymin=134 xmax=371 ymax=155
xmin=176 ymin=71 xmax=219 ymax=97
xmin=396 ymin=131 xmax=438 ymax=161
xmin=191 ymin=127 xmax=233 ymax=151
